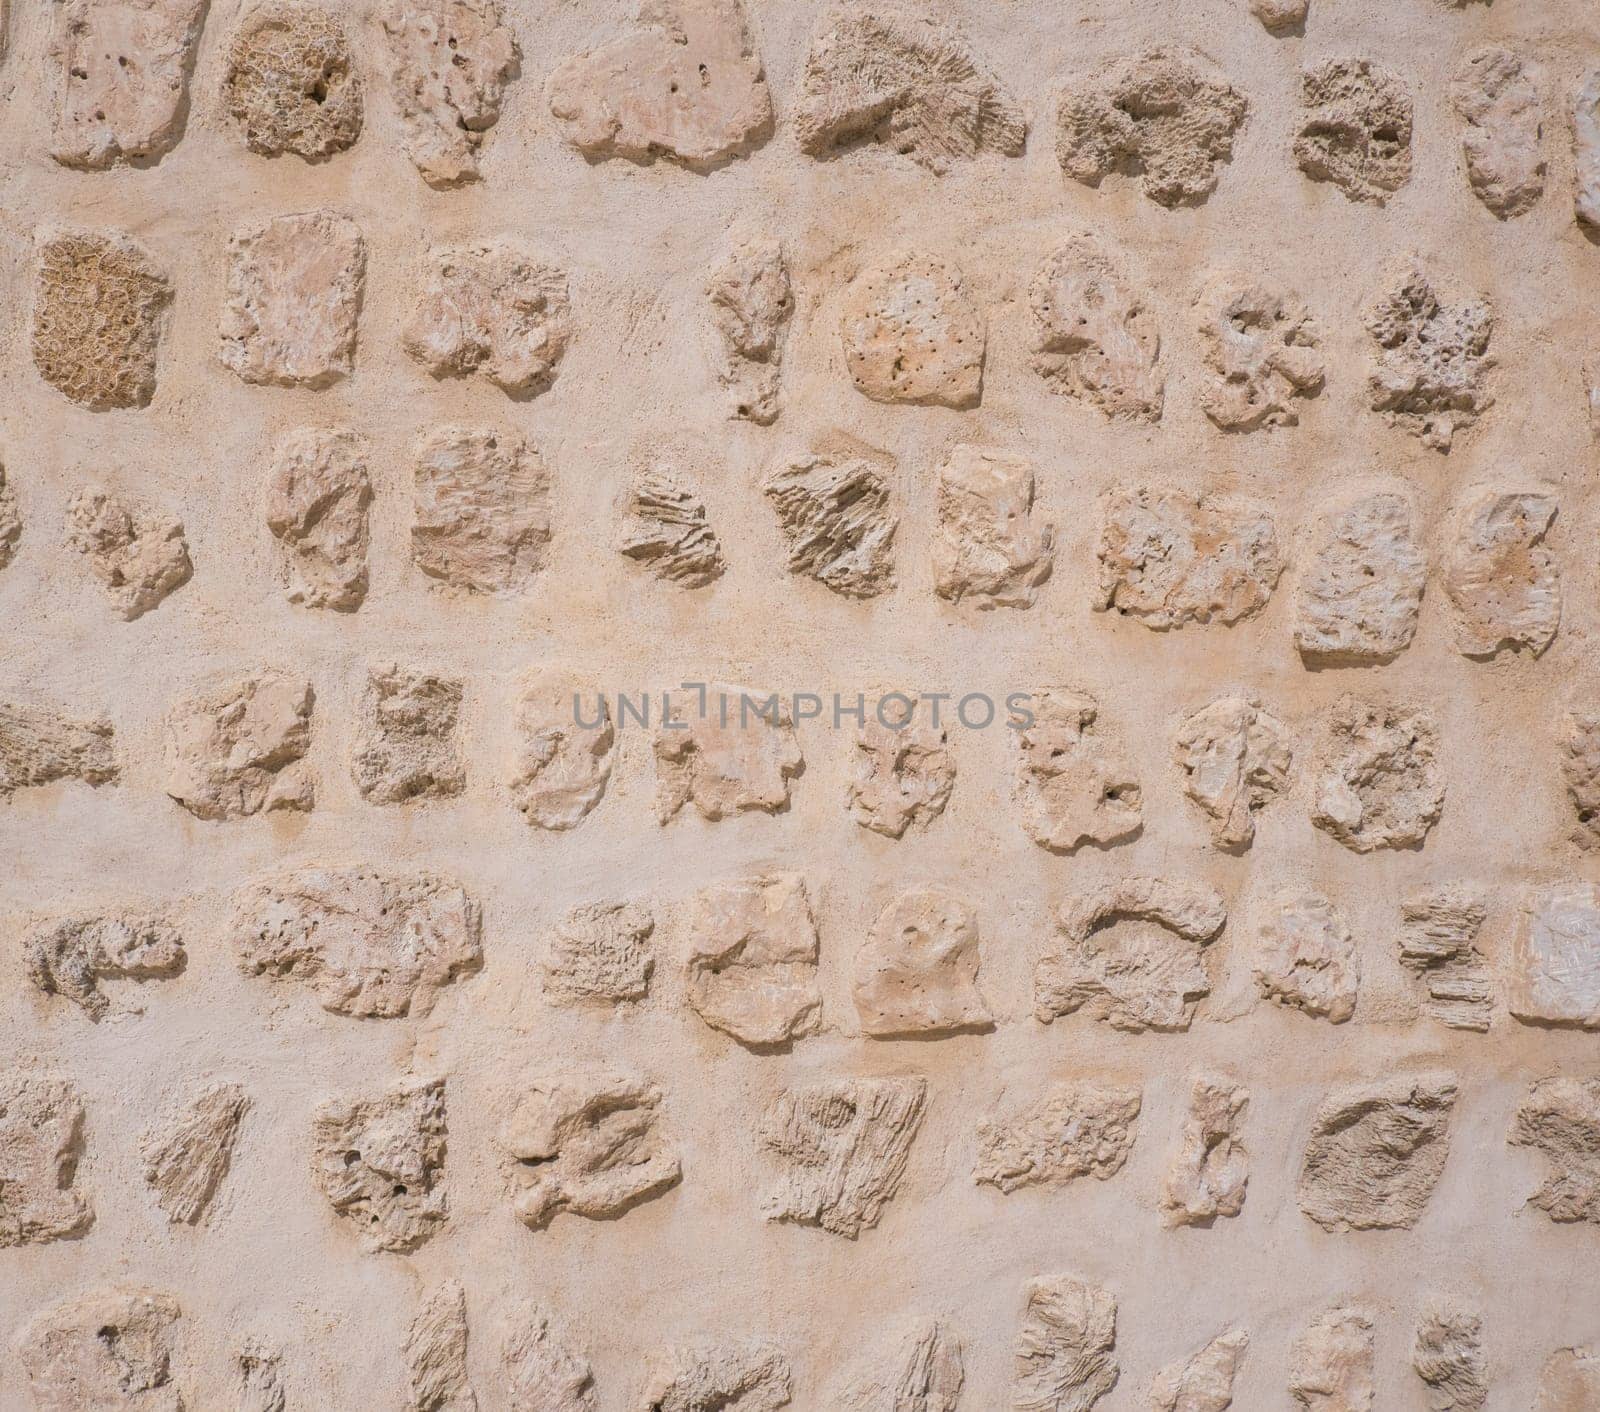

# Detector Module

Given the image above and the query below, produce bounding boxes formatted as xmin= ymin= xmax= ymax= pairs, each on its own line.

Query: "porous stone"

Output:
xmin=140 ymin=1082 xmax=249 ymax=1225
xmin=405 ymin=1280 xmax=475 ymax=1412
xmin=707 ymin=236 xmax=791 ymax=424
xmin=1399 ymin=885 xmax=1492 ymax=1032
xmin=1295 ymin=59 xmax=1412 ymax=203
xmin=222 ymin=4 xmax=362 ymax=159
xmin=219 ymin=211 xmax=365 ymax=388
xmin=33 ymin=230 xmax=171 ymax=409
xmin=1310 ymin=697 xmax=1443 ymax=852
xmin=0 ymin=1075 xmax=91 ymax=1245
xmin=1029 ymin=236 xmax=1163 ymax=420
xmin=26 ymin=911 xmax=184 ymax=1020
xmin=544 ymin=901 xmax=654 ymax=1005
xmin=1160 ymin=1077 xmax=1249 ymax=1228
xmin=352 ymin=663 xmax=466 ymax=805
xmin=545 ymin=0 xmax=771 ymax=168
xmin=231 ymin=866 xmax=482 ymax=1018
xmin=975 ymin=1082 xmax=1140 ymax=1193
xmin=498 ymin=1071 xmax=680 ymax=1230
xmin=1512 ymin=1078 xmax=1600 ymax=1222
xmin=403 ymin=243 xmax=571 ymax=396
xmin=1056 ymin=49 xmax=1248 ymax=207
xmin=1561 ymin=711 xmax=1600 ymax=849
xmin=0 ymin=700 xmax=118 ymax=798
xmin=1195 ymin=274 xmax=1325 ymax=430
xmin=382 ymin=0 xmax=516 ymax=187
xmin=503 ymin=1305 xmax=597 ymax=1412
xmin=1298 ymin=1074 xmax=1457 ymax=1231
xmin=763 ymin=452 xmax=896 ymax=597
xmin=1172 ymin=696 xmax=1292 ymax=849
xmin=760 ymin=1076 xmax=926 ymax=1238
xmin=1508 ymin=884 xmax=1600 ymax=1029
xmin=683 ymin=872 xmax=820 ymax=1046
xmin=1294 ymin=491 xmax=1425 ymax=662
xmin=1095 ymin=487 xmax=1282 ymax=629
xmin=1254 ymin=889 xmax=1361 ymax=1024
xmin=1014 ymin=1275 xmax=1119 ymax=1412
xmin=238 ymin=1341 xmax=287 ymax=1412
xmin=1250 ymin=0 xmax=1307 ymax=32
xmin=1452 ymin=47 xmax=1545 ymax=219
xmin=639 ymin=1343 xmax=791 ymax=1412
xmin=1290 ymin=1308 xmax=1374 ymax=1412
xmin=311 ymin=1077 xmax=447 ymax=1253
xmin=840 ymin=251 xmax=984 ymax=409
xmin=1575 ymin=69 xmax=1600 ymax=229
xmin=1035 ymin=878 xmax=1227 ymax=1032
xmin=47 ymin=0 xmax=207 ymax=169
xmin=162 ymin=670 xmax=314 ymax=820
xmin=848 ymin=694 xmax=955 ymax=838
xmin=1442 ymin=489 xmax=1559 ymax=658
xmin=1365 ymin=263 xmax=1494 ymax=451
xmin=838 ymin=1321 xmax=963 ymax=1412
xmin=17 ymin=1287 xmax=184 ymax=1411
xmin=1412 ymin=1300 xmax=1487 ymax=1411
xmin=1149 ymin=1328 xmax=1250 ymax=1412
xmin=511 ymin=681 xmax=614 ymax=830
xmin=0 ymin=463 xmax=20 ymax=571
xmin=412 ymin=426 xmax=551 ymax=593
xmin=64 ymin=486 xmax=191 ymax=621
xmin=933 ymin=446 xmax=1053 ymax=610
xmin=264 ymin=428 xmax=372 ymax=611
xmin=617 ymin=465 xmax=725 ymax=587
xmin=1536 ymin=1348 xmax=1600 ymax=1411
xmin=794 ymin=7 xmax=1024 ymax=172
xmin=654 ymin=688 xmax=802 ymax=822
xmin=855 ymin=886 xmax=991 ymax=1037
xmin=1014 ymin=689 xmax=1142 ymax=854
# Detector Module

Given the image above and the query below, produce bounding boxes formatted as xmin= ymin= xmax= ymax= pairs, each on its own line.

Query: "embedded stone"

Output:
xmin=405 ymin=1281 xmax=476 ymax=1412
xmin=1576 ymin=69 xmax=1600 ymax=229
xmin=838 ymin=1321 xmax=963 ymax=1412
xmin=1254 ymin=889 xmax=1360 ymax=1024
xmin=1149 ymin=1329 xmax=1250 ymax=1412
xmin=64 ymin=486 xmax=190 ymax=621
xmin=618 ymin=465 xmax=725 ymax=587
xmin=761 ymin=1076 xmax=926 ymax=1238
xmin=1399 ymin=885 xmax=1492 ymax=1032
xmin=265 ymin=427 xmax=372 ymax=611
xmin=854 ymin=886 xmax=991 ymax=1037
xmin=545 ymin=0 xmax=771 ymax=168
xmin=848 ymin=694 xmax=954 ymax=839
xmin=1452 ymin=47 xmax=1545 ymax=219
xmin=544 ymin=901 xmax=654 ymax=1005
xmin=639 ymin=1343 xmax=791 ymax=1412
xmin=975 ymin=1082 xmax=1140 ymax=1193
xmin=511 ymin=680 xmax=614 ymax=830
xmin=763 ymin=452 xmax=896 ymax=598
xmin=654 ymin=688 xmax=802 ymax=822
xmin=231 ymin=866 xmax=482 ymax=1018
xmin=352 ymin=663 xmax=466 ymax=805
xmin=0 ymin=1075 xmax=91 ymax=1245
xmin=503 ymin=1305 xmax=597 ymax=1412
xmin=1311 ymin=697 xmax=1442 ymax=852
xmin=1250 ymin=0 xmax=1307 ymax=32
xmin=403 ymin=243 xmax=570 ymax=395
xmin=1014 ymin=689 xmax=1142 ymax=854
xmin=220 ymin=211 xmax=365 ymax=388
xmin=238 ymin=1341 xmax=286 ymax=1412
xmin=141 ymin=1081 xmax=249 ymax=1225
xmin=0 ymin=462 xmax=20 ymax=572
xmin=707 ymin=235 xmax=791 ymax=424
xmin=1036 ymin=877 xmax=1226 ymax=1032
xmin=163 ymin=670 xmax=314 ymax=820
xmin=1442 ymin=488 xmax=1559 ymax=658
xmin=0 ymin=700 xmax=118 ymax=798
xmin=1508 ymin=884 xmax=1600 ymax=1029
xmin=933 ymin=446 xmax=1053 ymax=610
xmin=223 ymin=4 xmax=362 ymax=158
xmin=1512 ymin=1077 xmax=1600 ymax=1223
xmin=1561 ymin=711 xmax=1600 ymax=850
xmin=1015 ymin=1276 xmax=1119 ymax=1412
xmin=1295 ymin=59 xmax=1412 ymax=203
xmin=1536 ymin=1348 xmax=1600 ymax=1411
xmin=1056 ymin=49 xmax=1247 ymax=207
xmin=1295 ymin=491 xmax=1425 ymax=662
xmin=1290 ymin=1308 xmax=1374 ymax=1412
xmin=26 ymin=911 xmax=184 ymax=1020
xmin=1298 ymin=1073 xmax=1457 ymax=1231
xmin=413 ymin=426 xmax=551 ymax=594
xmin=1161 ymin=1077 xmax=1249 ymax=1228
xmin=840 ymin=250 xmax=984 ymax=409
xmin=18 ymin=1287 xmax=184 ymax=1412
xmin=1172 ymin=696 xmax=1292 ymax=849
xmin=1195 ymin=274 xmax=1325 ymax=431
xmin=1413 ymin=1300 xmax=1487 ymax=1412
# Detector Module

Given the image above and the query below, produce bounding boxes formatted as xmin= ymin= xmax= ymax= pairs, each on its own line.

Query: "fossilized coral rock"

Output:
xmin=707 ymin=236 xmax=791 ymax=424
xmin=163 ymin=670 xmax=314 ymax=820
xmin=618 ymin=465 xmax=724 ymax=587
xmin=1561 ymin=712 xmax=1600 ymax=850
xmin=1509 ymin=884 xmax=1600 ymax=1029
xmin=511 ymin=681 xmax=614 ymax=830
xmin=1161 ymin=1077 xmax=1249 ymax=1228
xmin=413 ymin=426 xmax=551 ymax=593
xmin=405 ymin=1280 xmax=475 ymax=1412
xmin=545 ymin=901 xmax=654 ymax=1005
xmin=0 ymin=462 xmax=20 ymax=572
xmin=1452 ymin=47 xmax=1544 ymax=219
xmin=1173 ymin=696 xmax=1292 ymax=849
xmin=1250 ymin=0 xmax=1307 ymax=32
xmin=0 ymin=700 xmax=117 ymax=798
xmin=352 ymin=663 xmax=466 ymax=805
xmin=1311 ymin=697 xmax=1443 ymax=852
xmin=64 ymin=486 xmax=190 ymax=621
xmin=26 ymin=911 xmax=184 ymax=1019
xmin=1254 ymin=889 xmax=1361 ymax=1024
xmin=855 ymin=886 xmax=990 ymax=1037
xmin=1295 ymin=59 xmax=1412 ymax=203
xmin=238 ymin=1340 xmax=287 ymax=1412
xmin=223 ymin=4 xmax=362 ymax=159
xmin=761 ymin=1076 xmax=926 ymax=1238
xmin=840 ymin=250 xmax=984 ymax=409
xmin=18 ymin=1286 xmax=184 ymax=1411
xmin=1294 ymin=491 xmax=1425 ymax=662
xmin=975 ymin=1082 xmax=1140 ymax=1193
xmin=1056 ymin=49 xmax=1247 ymax=207
xmin=1412 ymin=1300 xmax=1487 ymax=1412
xmin=763 ymin=452 xmax=896 ymax=597
xmin=503 ymin=1305 xmax=597 ymax=1411
xmin=1015 ymin=690 xmax=1141 ymax=854
xmin=1149 ymin=1328 xmax=1250 ymax=1412
xmin=141 ymin=1081 xmax=249 ymax=1225
xmin=0 ymin=1075 xmax=91 ymax=1245
xmin=265 ymin=427 xmax=372 ymax=611
xmin=1015 ymin=1275 xmax=1119 ymax=1412
xmin=794 ymin=7 xmax=1024 ymax=172
xmin=1511 ymin=1077 xmax=1600 ymax=1223
xmin=934 ymin=446 xmax=1053 ymax=610
xmin=640 ymin=1342 xmax=792 ymax=1412
xmin=1195 ymin=274 xmax=1325 ymax=430
xmin=1290 ymin=1308 xmax=1374 ymax=1412
xmin=848 ymin=694 xmax=954 ymax=838
xmin=655 ymin=687 xmax=802 ymax=822
xmin=1442 ymin=489 xmax=1559 ymax=658
xmin=1399 ymin=885 xmax=1492 ymax=1031
xmin=838 ymin=1321 xmax=962 ymax=1411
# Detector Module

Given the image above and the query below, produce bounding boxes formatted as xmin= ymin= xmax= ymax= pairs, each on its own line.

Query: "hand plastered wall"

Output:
xmin=1 ymin=0 xmax=1599 ymax=1407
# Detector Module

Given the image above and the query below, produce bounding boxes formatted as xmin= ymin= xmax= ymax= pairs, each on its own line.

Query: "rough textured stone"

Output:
xmin=683 ymin=873 xmax=820 ymax=1046
xmin=1576 ymin=69 xmax=1600 ymax=230
xmin=1299 ymin=1074 xmax=1457 ymax=1231
xmin=1029 ymin=236 xmax=1163 ymax=420
xmin=404 ymin=1280 xmax=475 ymax=1412
xmin=511 ymin=681 xmax=614 ymax=830
xmin=1254 ymin=889 xmax=1361 ymax=1024
xmin=1311 ymin=697 xmax=1443 ymax=852
xmin=1442 ymin=488 xmax=1559 ymax=658
xmin=0 ymin=701 xmax=117 ymax=798
xmin=794 ymin=7 xmax=1024 ymax=172
xmin=382 ymin=0 xmax=516 ymax=187
xmin=47 ymin=0 xmax=207 ymax=169
xmin=64 ymin=486 xmax=190 ymax=621
xmin=975 ymin=1083 xmax=1140 ymax=1193
xmin=1399 ymin=885 xmax=1492 ymax=1031
xmin=237 ymin=1341 xmax=286 ymax=1412
xmin=265 ymin=428 xmax=372 ymax=611
xmin=1509 ymin=884 xmax=1600 ymax=1030
xmin=934 ymin=446 xmax=1053 ymax=610
xmin=503 ymin=1305 xmax=597 ymax=1412
xmin=1148 ymin=1329 xmax=1249 ymax=1412
xmin=0 ymin=462 xmax=20 ymax=572
xmin=1014 ymin=689 xmax=1142 ymax=854
xmin=1096 ymin=487 xmax=1281 ymax=629
xmin=761 ymin=1076 xmax=926 ymax=1238
xmin=639 ymin=1343 xmax=791 ymax=1412
xmin=311 ymin=1077 xmax=447 ymax=1253
xmin=1294 ymin=492 xmax=1425 ymax=662
xmin=1412 ymin=1300 xmax=1487 ymax=1411
xmin=223 ymin=4 xmax=362 ymax=159
xmin=1056 ymin=49 xmax=1248 ymax=207
xmin=1536 ymin=1348 xmax=1600 ymax=1411
xmin=1172 ymin=696 xmax=1292 ymax=849
xmin=838 ymin=1321 xmax=963 ymax=1412
xmin=1290 ymin=1308 xmax=1374 ymax=1412
xmin=545 ymin=0 xmax=771 ymax=168
xmin=855 ymin=886 xmax=990 ymax=1037
xmin=1513 ymin=1078 xmax=1600 ymax=1223
xmin=1195 ymin=274 xmax=1325 ymax=430
xmin=1452 ymin=48 xmax=1544 ymax=219
xmin=707 ymin=236 xmax=791 ymax=424
xmin=220 ymin=211 xmax=365 ymax=388
xmin=1295 ymin=59 xmax=1412 ymax=203
xmin=33 ymin=230 xmax=170 ymax=409
xmin=231 ymin=866 xmax=482 ymax=1018
xmin=1161 ymin=1078 xmax=1249 ymax=1228
xmin=17 ymin=1287 xmax=183 ymax=1411
xmin=1561 ymin=711 xmax=1600 ymax=850
xmin=26 ymin=912 xmax=184 ymax=1020
xmin=403 ymin=243 xmax=570 ymax=395
xmin=763 ymin=452 xmax=896 ymax=597
xmin=1365 ymin=263 xmax=1494 ymax=451
xmin=352 ymin=663 xmax=466 ymax=805
xmin=544 ymin=900 xmax=654 ymax=1005
xmin=848 ymin=694 xmax=954 ymax=839
xmin=1036 ymin=878 xmax=1227 ymax=1032
xmin=1015 ymin=1275 xmax=1119 ymax=1412
xmin=498 ymin=1071 xmax=680 ymax=1230
xmin=0 ymin=1076 xmax=90 ymax=1246
xmin=141 ymin=1081 xmax=249 ymax=1225
xmin=840 ymin=251 xmax=984 ymax=409
xmin=163 ymin=670 xmax=314 ymax=820
xmin=654 ymin=688 xmax=802 ymax=822
xmin=618 ymin=465 xmax=725 ymax=587
xmin=412 ymin=426 xmax=551 ymax=594
xmin=1250 ymin=0 xmax=1307 ymax=32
